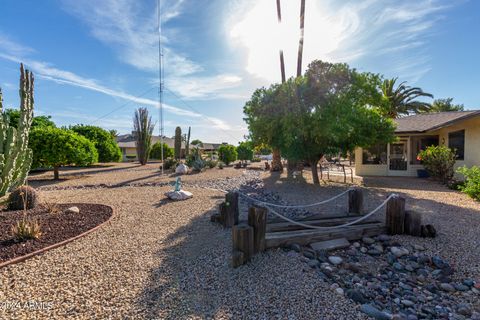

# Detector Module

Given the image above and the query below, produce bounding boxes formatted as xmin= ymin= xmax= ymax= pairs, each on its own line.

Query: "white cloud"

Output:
xmin=228 ymin=0 xmax=453 ymax=83
xmin=166 ymin=74 xmax=243 ymax=99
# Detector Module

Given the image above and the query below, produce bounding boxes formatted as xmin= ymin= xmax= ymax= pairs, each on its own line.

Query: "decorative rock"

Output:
xmin=335 ymin=287 xmax=344 ymax=295
xmin=401 ymin=299 xmax=414 ymax=307
xmin=165 ymin=190 xmax=193 ymax=201
xmin=439 ymin=283 xmax=456 ymax=292
xmin=330 ymin=283 xmax=340 ymax=290
xmin=353 ymin=242 xmax=361 ymax=248
xmin=346 ymin=289 xmax=367 ymax=303
xmin=454 ymin=283 xmax=469 ymax=292
xmin=307 ymin=260 xmax=319 ymax=268
xmin=372 ymin=244 xmax=384 ymax=253
xmin=66 ymin=206 xmax=80 ymax=214
xmin=457 ymin=304 xmax=472 ymax=317
xmin=290 ymin=243 xmax=301 ymax=252
xmin=360 ymin=247 xmax=368 ymax=253
xmin=413 ymin=244 xmax=425 ymax=251
xmin=360 ymin=304 xmax=391 ymax=320
xmin=362 ymin=237 xmax=375 ymax=245
xmin=377 ymin=234 xmax=391 ymax=242
xmin=463 ymin=279 xmax=474 ymax=287
xmin=391 ymin=246 xmax=409 ymax=258
xmin=328 ymin=256 xmax=343 ymax=265
xmin=175 ymin=163 xmax=189 ymax=175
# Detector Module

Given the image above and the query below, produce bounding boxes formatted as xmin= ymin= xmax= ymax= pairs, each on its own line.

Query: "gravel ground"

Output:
xmin=1 ymin=163 xmax=479 ymax=319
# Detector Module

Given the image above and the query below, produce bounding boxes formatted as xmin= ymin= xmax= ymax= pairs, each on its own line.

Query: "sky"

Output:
xmin=0 ymin=0 xmax=479 ymax=144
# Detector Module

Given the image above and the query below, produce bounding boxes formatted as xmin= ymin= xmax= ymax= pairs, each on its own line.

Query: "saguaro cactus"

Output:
xmin=0 ymin=64 xmax=34 ymax=196
xmin=185 ymin=126 xmax=191 ymax=157
xmin=174 ymin=126 xmax=182 ymax=159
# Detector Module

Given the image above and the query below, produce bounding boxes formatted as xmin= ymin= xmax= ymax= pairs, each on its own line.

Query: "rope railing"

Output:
xmin=263 ymin=194 xmax=396 ymax=230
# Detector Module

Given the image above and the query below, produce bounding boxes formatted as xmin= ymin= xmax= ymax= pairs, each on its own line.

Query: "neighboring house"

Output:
xmin=355 ymin=111 xmax=480 ymax=176
xmin=116 ymin=134 xmax=194 ymax=161
xmin=200 ymin=142 xmax=225 ymax=153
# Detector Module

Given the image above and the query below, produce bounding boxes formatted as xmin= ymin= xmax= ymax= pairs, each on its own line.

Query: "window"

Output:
xmin=410 ymin=136 xmax=439 ymax=164
xmin=448 ymin=130 xmax=465 ymax=160
xmin=362 ymin=143 xmax=387 ymax=165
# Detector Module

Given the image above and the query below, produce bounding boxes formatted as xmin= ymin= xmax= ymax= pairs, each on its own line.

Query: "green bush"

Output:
xmin=457 ymin=166 xmax=480 ymax=200
xmin=237 ymin=142 xmax=254 ymax=162
xmin=163 ymin=158 xmax=178 ymax=170
xmin=205 ymin=159 xmax=217 ymax=168
xmin=418 ymin=145 xmax=456 ymax=184
xmin=29 ymin=127 xmax=98 ymax=179
xmin=70 ymin=125 xmax=121 ymax=162
xmin=150 ymin=142 xmax=174 ymax=159
xmin=218 ymin=144 xmax=237 ymax=166
xmin=252 ymin=157 xmax=261 ymax=162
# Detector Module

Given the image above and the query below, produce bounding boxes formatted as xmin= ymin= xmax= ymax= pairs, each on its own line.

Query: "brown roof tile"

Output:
xmin=394 ymin=111 xmax=480 ymax=133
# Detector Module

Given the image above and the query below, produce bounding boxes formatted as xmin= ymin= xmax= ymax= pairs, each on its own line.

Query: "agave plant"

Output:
xmin=381 ymin=78 xmax=433 ymax=118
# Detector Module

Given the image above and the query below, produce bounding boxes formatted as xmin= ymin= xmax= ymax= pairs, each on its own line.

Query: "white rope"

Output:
xmin=238 ymin=188 xmax=351 ymax=209
xmin=264 ymin=194 xmax=397 ymax=230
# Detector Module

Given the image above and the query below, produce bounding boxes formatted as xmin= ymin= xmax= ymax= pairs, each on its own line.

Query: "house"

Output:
xmin=355 ymin=111 xmax=480 ymax=176
xmin=200 ymin=142 xmax=226 ymax=153
xmin=116 ymin=134 xmax=194 ymax=161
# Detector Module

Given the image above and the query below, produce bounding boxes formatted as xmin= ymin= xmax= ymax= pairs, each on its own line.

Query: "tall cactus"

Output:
xmin=174 ymin=126 xmax=181 ymax=160
xmin=0 ymin=64 xmax=34 ymax=196
xmin=185 ymin=126 xmax=191 ymax=157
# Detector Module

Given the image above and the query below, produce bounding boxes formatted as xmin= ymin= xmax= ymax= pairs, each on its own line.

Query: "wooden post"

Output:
xmin=404 ymin=210 xmax=422 ymax=236
xmin=348 ymin=188 xmax=364 ymax=215
xmin=248 ymin=206 xmax=267 ymax=254
xmin=232 ymin=224 xmax=254 ymax=267
xmin=224 ymin=192 xmax=239 ymax=227
xmin=386 ymin=195 xmax=406 ymax=235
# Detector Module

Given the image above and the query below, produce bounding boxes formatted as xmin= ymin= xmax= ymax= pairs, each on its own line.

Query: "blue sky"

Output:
xmin=0 ymin=0 xmax=479 ymax=144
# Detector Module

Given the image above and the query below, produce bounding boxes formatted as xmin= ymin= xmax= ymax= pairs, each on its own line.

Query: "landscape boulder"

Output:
xmin=165 ymin=190 xmax=193 ymax=201
xmin=175 ymin=164 xmax=189 ymax=175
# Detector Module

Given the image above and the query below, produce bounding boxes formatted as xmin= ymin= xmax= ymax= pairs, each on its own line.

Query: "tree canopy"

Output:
xmin=427 ymin=98 xmax=464 ymax=113
xmin=70 ymin=124 xmax=122 ymax=162
xmin=237 ymin=141 xmax=254 ymax=162
xmin=244 ymin=60 xmax=396 ymax=184
xmin=29 ymin=127 xmax=98 ymax=179
xmin=191 ymin=139 xmax=203 ymax=147
xmin=150 ymin=142 xmax=174 ymax=159
xmin=6 ymin=109 xmax=55 ymax=129
xmin=218 ymin=144 xmax=237 ymax=165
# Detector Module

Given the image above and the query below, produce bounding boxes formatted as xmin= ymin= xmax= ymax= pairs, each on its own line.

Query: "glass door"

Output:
xmin=389 ymin=140 xmax=408 ymax=172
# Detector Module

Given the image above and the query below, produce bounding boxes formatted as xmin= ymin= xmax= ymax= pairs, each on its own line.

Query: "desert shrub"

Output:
xmin=192 ymin=158 xmax=206 ymax=172
xmin=417 ymin=145 xmax=456 ymax=184
xmin=218 ymin=144 xmax=237 ymax=165
xmin=70 ymin=125 xmax=122 ymax=162
xmin=205 ymin=159 xmax=217 ymax=168
xmin=150 ymin=142 xmax=174 ymax=159
xmin=218 ymin=161 xmax=224 ymax=169
xmin=457 ymin=166 xmax=480 ymax=200
xmin=12 ymin=218 xmax=41 ymax=240
xmin=7 ymin=186 xmax=38 ymax=210
xmin=252 ymin=157 xmax=261 ymax=162
xmin=43 ymin=201 xmax=60 ymax=214
xmin=185 ymin=147 xmax=202 ymax=167
xmin=163 ymin=158 xmax=178 ymax=170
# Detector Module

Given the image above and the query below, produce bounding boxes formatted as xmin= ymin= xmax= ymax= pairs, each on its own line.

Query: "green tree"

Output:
xmin=380 ymin=77 xmax=433 ymax=118
xmin=191 ymin=139 xmax=203 ymax=146
xmin=427 ymin=98 xmax=464 ymax=113
xmin=218 ymin=144 xmax=237 ymax=165
xmin=70 ymin=124 xmax=122 ymax=162
xmin=109 ymin=129 xmax=119 ymax=138
xmin=150 ymin=142 xmax=173 ymax=159
xmin=133 ymin=108 xmax=154 ymax=165
xmin=29 ymin=127 xmax=98 ymax=179
xmin=237 ymin=141 xmax=254 ymax=163
xmin=6 ymin=109 xmax=55 ymax=129
xmin=244 ymin=60 xmax=396 ymax=184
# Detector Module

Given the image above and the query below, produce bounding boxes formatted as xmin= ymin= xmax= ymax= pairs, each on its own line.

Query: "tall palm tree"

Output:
xmin=296 ymin=0 xmax=305 ymax=77
xmin=381 ymin=78 xmax=433 ymax=118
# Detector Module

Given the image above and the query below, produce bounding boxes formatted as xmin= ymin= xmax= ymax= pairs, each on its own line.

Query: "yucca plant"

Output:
xmin=12 ymin=218 xmax=42 ymax=240
xmin=133 ymin=108 xmax=155 ymax=165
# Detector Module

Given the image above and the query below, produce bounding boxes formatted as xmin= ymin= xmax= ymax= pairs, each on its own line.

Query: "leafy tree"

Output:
xmin=427 ymin=98 xmax=464 ymax=113
xmin=191 ymin=139 xmax=203 ymax=147
xmin=244 ymin=60 xmax=396 ymax=184
xmin=109 ymin=129 xmax=119 ymax=138
xmin=133 ymin=108 xmax=155 ymax=165
xmin=29 ymin=127 xmax=98 ymax=179
xmin=254 ymin=143 xmax=272 ymax=155
xmin=218 ymin=144 xmax=237 ymax=165
xmin=150 ymin=142 xmax=173 ymax=159
xmin=380 ymin=78 xmax=433 ymax=118
xmin=70 ymin=124 xmax=122 ymax=162
xmin=6 ymin=109 xmax=55 ymax=128
xmin=237 ymin=141 xmax=254 ymax=163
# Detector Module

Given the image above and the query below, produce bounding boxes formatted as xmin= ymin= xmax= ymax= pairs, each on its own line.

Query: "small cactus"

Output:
xmin=7 ymin=185 xmax=38 ymax=210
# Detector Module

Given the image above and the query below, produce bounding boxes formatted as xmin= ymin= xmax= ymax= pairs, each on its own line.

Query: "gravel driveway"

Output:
xmin=1 ymin=164 xmax=479 ymax=319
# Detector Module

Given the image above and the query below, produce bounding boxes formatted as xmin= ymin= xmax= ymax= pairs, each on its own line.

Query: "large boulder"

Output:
xmin=165 ymin=190 xmax=193 ymax=201
xmin=175 ymin=163 xmax=189 ymax=175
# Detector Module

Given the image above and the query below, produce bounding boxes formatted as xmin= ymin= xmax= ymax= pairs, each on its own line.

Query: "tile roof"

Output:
xmin=394 ymin=111 xmax=480 ymax=133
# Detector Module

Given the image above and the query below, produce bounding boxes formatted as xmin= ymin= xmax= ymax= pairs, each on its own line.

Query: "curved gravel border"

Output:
xmin=0 ymin=204 xmax=114 ymax=269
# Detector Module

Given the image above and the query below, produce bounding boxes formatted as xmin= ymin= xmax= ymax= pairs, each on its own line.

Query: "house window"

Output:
xmin=362 ymin=143 xmax=387 ymax=165
xmin=410 ymin=135 xmax=439 ymax=164
xmin=448 ymin=130 xmax=465 ymax=160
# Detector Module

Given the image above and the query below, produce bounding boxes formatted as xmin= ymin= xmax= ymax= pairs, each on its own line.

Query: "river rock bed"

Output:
xmin=288 ymin=235 xmax=480 ymax=320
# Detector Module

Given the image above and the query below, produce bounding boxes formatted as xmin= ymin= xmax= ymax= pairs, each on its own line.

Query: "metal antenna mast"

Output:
xmin=158 ymin=0 xmax=165 ymax=174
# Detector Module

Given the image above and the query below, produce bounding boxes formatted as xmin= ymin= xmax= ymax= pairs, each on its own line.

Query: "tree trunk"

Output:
xmin=287 ymin=159 xmax=297 ymax=178
xmin=54 ymin=166 xmax=60 ymax=180
xmin=311 ymin=159 xmax=320 ymax=184
xmin=271 ymin=148 xmax=283 ymax=172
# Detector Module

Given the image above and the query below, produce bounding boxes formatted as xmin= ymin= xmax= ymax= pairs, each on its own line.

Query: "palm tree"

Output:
xmin=381 ymin=78 xmax=433 ymax=118
xmin=425 ymin=98 xmax=464 ymax=113
xmin=296 ymin=0 xmax=305 ymax=77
